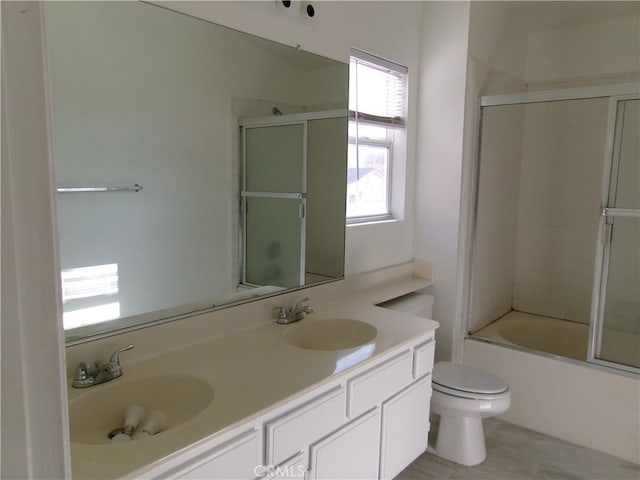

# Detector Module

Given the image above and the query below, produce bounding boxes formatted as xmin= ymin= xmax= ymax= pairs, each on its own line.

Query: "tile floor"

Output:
xmin=396 ymin=418 xmax=640 ymax=480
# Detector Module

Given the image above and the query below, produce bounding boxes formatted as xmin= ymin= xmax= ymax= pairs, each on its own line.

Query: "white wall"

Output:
xmin=466 ymin=2 xmax=527 ymax=96
xmin=1 ymin=2 xmax=71 ymax=477
xmin=414 ymin=1 xmax=471 ymax=362
xmin=526 ymin=15 xmax=640 ymax=86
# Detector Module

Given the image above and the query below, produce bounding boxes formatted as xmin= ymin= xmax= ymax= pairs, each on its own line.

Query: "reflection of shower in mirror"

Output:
xmin=44 ymin=1 xmax=349 ymax=343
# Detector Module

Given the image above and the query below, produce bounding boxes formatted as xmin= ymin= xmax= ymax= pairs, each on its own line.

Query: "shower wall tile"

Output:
xmin=555 ymin=226 xmax=596 ymax=248
xmin=511 ymin=297 xmax=567 ymax=320
xmin=470 ymin=104 xmax=524 ymax=333
xmin=566 ymin=305 xmax=592 ymax=325
xmin=473 ymin=97 xmax=610 ymax=330
xmin=513 ymin=98 xmax=608 ymax=324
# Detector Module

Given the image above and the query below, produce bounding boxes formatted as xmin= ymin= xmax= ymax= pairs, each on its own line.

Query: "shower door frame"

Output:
xmin=240 ymin=117 xmax=308 ymax=288
xmin=466 ymin=82 xmax=640 ymax=376
xmin=239 ymin=109 xmax=347 ymax=289
xmin=588 ymin=94 xmax=640 ymax=375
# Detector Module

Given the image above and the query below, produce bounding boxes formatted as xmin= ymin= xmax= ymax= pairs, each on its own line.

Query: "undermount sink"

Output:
xmin=284 ymin=318 xmax=378 ymax=351
xmin=69 ymin=374 xmax=214 ymax=445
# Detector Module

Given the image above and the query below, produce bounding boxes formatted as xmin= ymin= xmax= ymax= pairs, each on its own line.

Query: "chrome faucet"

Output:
xmin=275 ymin=297 xmax=314 ymax=324
xmin=72 ymin=344 xmax=134 ymax=388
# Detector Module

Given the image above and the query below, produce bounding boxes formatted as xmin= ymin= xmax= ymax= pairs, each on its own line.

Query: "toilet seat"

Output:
xmin=433 ymin=383 xmax=508 ymax=400
xmin=433 ymin=362 xmax=508 ymax=400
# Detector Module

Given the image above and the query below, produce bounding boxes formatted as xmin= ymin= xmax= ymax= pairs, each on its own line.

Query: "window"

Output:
xmin=347 ymin=50 xmax=407 ymax=223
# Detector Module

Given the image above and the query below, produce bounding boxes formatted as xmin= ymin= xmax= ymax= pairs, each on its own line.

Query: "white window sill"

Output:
xmin=346 ymin=217 xmax=400 ymax=228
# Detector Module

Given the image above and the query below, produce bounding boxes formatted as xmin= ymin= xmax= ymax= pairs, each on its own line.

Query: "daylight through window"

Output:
xmin=347 ymin=50 xmax=407 ymax=222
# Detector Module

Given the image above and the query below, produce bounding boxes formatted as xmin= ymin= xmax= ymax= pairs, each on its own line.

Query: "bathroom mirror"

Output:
xmin=45 ymin=2 xmax=348 ymax=343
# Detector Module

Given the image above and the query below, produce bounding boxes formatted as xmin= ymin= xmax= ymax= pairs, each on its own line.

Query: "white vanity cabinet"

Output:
xmin=137 ymin=334 xmax=435 ymax=480
xmin=260 ymin=337 xmax=435 ymax=480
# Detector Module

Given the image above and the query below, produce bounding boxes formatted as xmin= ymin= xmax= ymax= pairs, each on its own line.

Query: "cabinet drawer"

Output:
xmin=347 ymin=351 xmax=413 ymax=418
xmin=178 ymin=429 xmax=260 ymax=480
xmin=413 ymin=339 xmax=435 ymax=378
xmin=266 ymin=387 xmax=346 ymax=465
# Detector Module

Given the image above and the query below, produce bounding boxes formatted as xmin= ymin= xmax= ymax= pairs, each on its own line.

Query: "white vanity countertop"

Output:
xmin=67 ymin=276 xmax=438 ymax=479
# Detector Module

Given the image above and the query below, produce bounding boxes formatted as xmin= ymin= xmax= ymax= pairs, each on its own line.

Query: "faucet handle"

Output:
xmin=294 ymin=297 xmax=310 ymax=310
xmin=72 ymin=362 xmax=95 ymax=388
xmin=109 ymin=344 xmax=134 ymax=363
xmin=275 ymin=306 xmax=290 ymax=323
xmin=108 ymin=344 xmax=134 ymax=377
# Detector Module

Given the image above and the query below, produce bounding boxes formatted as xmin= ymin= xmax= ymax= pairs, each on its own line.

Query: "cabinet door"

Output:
xmin=177 ymin=429 xmax=260 ymax=480
xmin=308 ymin=408 xmax=380 ymax=480
xmin=380 ymin=377 xmax=432 ymax=480
xmin=261 ymin=453 xmax=307 ymax=480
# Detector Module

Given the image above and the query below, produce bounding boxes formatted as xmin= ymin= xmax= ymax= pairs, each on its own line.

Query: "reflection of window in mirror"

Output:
xmin=61 ymin=264 xmax=120 ymax=330
xmin=347 ymin=50 xmax=408 ymax=223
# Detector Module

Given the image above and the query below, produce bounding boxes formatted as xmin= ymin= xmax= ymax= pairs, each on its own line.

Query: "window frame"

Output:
xmin=346 ymin=49 xmax=407 ymax=225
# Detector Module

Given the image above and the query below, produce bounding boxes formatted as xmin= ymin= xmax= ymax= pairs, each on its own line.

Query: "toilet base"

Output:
xmin=432 ymin=415 xmax=486 ymax=466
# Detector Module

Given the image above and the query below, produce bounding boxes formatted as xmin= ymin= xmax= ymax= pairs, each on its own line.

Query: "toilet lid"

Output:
xmin=433 ymin=362 xmax=508 ymax=395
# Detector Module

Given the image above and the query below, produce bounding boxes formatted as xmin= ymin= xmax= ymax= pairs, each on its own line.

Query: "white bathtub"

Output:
xmin=473 ymin=310 xmax=639 ymax=367
xmin=467 ymin=312 xmax=640 ymax=463
xmin=472 ymin=311 xmax=589 ymax=361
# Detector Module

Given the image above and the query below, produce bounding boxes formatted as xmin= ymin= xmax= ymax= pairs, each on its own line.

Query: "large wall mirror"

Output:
xmin=45 ymin=2 xmax=348 ymax=344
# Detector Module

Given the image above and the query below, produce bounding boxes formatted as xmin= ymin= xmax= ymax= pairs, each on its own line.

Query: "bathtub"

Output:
xmin=472 ymin=311 xmax=589 ymax=361
xmin=473 ymin=310 xmax=640 ymax=367
xmin=463 ymin=335 xmax=640 ymax=465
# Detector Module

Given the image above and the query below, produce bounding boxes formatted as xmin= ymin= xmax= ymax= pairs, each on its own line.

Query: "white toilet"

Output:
xmin=430 ymin=361 xmax=511 ymax=466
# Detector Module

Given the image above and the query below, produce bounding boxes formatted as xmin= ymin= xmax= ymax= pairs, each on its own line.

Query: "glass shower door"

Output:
xmin=592 ymin=98 xmax=640 ymax=372
xmin=241 ymin=123 xmax=306 ymax=288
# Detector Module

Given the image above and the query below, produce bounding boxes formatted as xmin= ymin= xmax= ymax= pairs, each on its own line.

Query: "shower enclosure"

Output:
xmin=239 ymin=110 xmax=347 ymax=289
xmin=468 ymin=84 xmax=639 ymax=374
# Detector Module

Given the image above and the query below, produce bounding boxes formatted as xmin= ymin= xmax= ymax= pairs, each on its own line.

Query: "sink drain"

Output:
xmin=107 ymin=428 xmax=124 ymax=440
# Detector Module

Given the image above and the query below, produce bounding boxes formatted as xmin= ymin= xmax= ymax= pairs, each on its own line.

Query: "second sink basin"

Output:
xmin=69 ymin=374 xmax=214 ymax=445
xmin=284 ymin=318 xmax=378 ymax=351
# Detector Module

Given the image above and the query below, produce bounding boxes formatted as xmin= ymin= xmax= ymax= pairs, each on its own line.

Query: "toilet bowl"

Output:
xmin=430 ymin=361 xmax=510 ymax=466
